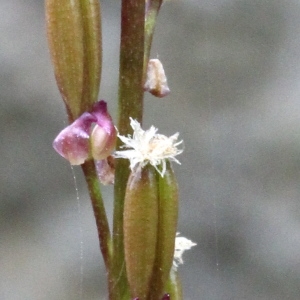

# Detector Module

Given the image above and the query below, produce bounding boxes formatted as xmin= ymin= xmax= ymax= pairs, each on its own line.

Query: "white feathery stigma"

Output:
xmin=114 ymin=118 xmax=183 ymax=177
xmin=173 ymin=233 xmax=197 ymax=270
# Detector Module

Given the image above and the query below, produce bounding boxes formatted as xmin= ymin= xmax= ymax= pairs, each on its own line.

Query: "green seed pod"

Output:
xmin=46 ymin=0 xmax=102 ymax=121
xmin=149 ymin=161 xmax=179 ymax=300
xmin=124 ymin=165 xmax=159 ymax=300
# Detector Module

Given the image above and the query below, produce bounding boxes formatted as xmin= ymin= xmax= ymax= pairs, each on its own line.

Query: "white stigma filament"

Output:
xmin=173 ymin=233 xmax=197 ymax=269
xmin=114 ymin=118 xmax=183 ymax=177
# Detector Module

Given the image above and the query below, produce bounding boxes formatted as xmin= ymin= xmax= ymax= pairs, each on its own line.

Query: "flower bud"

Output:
xmin=53 ymin=112 xmax=95 ymax=165
xmin=124 ymin=165 xmax=159 ymax=300
xmin=90 ymin=101 xmax=117 ymax=160
xmin=149 ymin=161 xmax=178 ymax=300
xmin=144 ymin=59 xmax=170 ymax=98
xmin=46 ymin=0 xmax=102 ymax=120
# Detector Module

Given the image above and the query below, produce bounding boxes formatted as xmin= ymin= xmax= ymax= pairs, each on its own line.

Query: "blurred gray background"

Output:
xmin=1 ymin=0 xmax=300 ymax=299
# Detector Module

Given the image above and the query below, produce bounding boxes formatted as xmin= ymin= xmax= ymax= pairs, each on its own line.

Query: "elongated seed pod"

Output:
xmin=149 ymin=161 xmax=179 ymax=299
xmin=46 ymin=0 xmax=102 ymax=121
xmin=124 ymin=166 xmax=159 ymax=300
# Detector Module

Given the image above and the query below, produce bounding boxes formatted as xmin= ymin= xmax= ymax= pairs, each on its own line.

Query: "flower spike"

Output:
xmin=114 ymin=118 xmax=183 ymax=177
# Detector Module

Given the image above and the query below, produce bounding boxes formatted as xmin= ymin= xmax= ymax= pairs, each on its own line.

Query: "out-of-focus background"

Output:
xmin=1 ymin=0 xmax=300 ymax=299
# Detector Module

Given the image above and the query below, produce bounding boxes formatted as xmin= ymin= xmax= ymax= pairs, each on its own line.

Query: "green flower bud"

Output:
xmin=149 ymin=161 xmax=179 ymax=299
xmin=124 ymin=165 xmax=159 ymax=300
xmin=46 ymin=0 xmax=102 ymax=121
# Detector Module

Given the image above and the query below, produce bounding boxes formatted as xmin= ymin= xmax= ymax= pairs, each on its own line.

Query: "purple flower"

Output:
xmin=53 ymin=100 xmax=116 ymax=165
xmin=53 ymin=112 xmax=96 ymax=165
xmin=90 ymin=101 xmax=117 ymax=160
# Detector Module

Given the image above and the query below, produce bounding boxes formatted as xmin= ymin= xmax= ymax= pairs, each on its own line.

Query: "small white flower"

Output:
xmin=173 ymin=233 xmax=197 ymax=270
xmin=114 ymin=118 xmax=183 ymax=177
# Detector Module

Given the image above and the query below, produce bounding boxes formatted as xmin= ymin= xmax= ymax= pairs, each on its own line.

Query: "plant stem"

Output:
xmin=112 ymin=1 xmax=146 ymax=299
xmin=81 ymin=159 xmax=113 ymax=293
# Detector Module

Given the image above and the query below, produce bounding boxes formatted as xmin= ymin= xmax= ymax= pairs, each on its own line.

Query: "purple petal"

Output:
xmin=91 ymin=100 xmax=115 ymax=134
xmin=90 ymin=100 xmax=117 ymax=160
xmin=53 ymin=112 xmax=95 ymax=165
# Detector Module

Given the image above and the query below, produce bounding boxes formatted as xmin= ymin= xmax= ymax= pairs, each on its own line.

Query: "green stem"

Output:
xmin=111 ymin=1 xmax=146 ymax=299
xmin=81 ymin=159 xmax=113 ymax=294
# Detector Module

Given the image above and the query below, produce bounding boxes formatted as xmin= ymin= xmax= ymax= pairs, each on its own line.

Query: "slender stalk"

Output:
xmin=112 ymin=1 xmax=146 ymax=299
xmin=81 ymin=159 xmax=113 ymax=293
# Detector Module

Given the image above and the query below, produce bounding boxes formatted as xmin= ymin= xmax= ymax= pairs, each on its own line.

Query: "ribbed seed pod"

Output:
xmin=124 ymin=165 xmax=159 ymax=300
xmin=149 ymin=161 xmax=179 ymax=299
xmin=45 ymin=0 xmax=102 ymax=121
